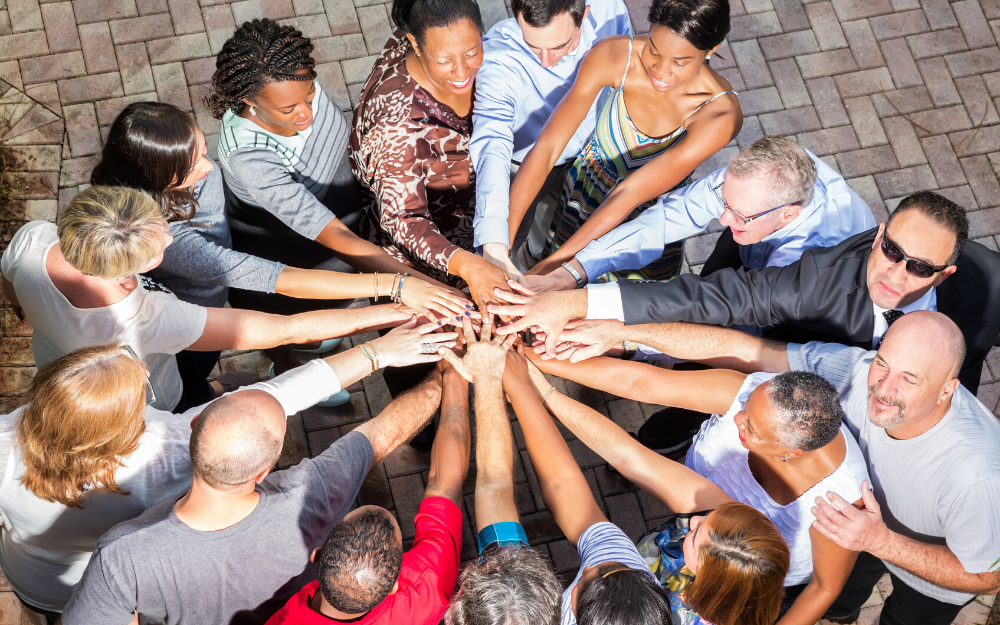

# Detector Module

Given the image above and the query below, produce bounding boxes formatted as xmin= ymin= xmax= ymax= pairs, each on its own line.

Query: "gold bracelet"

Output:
xmin=358 ymin=344 xmax=376 ymax=374
xmin=390 ymin=273 xmax=401 ymax=302
xmin=373 ymin=271 xmax=379 ymax=299
xmin=541 ymin=387 xmax=556 ymax=407
xmin=365 ymin=341 xmax=381 ymax=370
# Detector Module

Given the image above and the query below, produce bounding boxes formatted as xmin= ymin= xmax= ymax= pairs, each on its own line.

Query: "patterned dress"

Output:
xmin=637 ymin=516 xmax=713 ymax=625
xmin=350 ymin=31 xmax=476 ymax=287
xmin=545 ymin=35 xmax=737 ymax=283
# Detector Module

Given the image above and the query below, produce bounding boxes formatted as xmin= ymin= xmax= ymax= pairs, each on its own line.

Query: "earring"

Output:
xmin=249 ymin=106 xmax=256 ymax=116
xmin=780 ymin=456 xmax=788 ymax=462
xmin=706 ymin=54 xmax=712 ymax=60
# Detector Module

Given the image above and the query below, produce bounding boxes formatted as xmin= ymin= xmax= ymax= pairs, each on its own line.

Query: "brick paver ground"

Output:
xmin=1 ymin=0 xmax=1000 ymax=621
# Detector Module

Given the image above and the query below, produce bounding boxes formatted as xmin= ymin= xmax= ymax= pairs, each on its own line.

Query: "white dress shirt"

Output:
xmin=576 ymin=149 xmax=876 ymax=281
xmin=470 ymin=0 xmax=632 ymax=248
xmin=871 ymin=288 xmax=937 ymax=348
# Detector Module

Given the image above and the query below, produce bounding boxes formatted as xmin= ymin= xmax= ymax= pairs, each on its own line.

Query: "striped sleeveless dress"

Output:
xmin=545 ymin=35 xmax=737 ymax=283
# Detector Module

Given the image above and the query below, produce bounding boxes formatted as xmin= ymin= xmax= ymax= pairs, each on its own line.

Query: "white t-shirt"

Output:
xmin=788 ymin=341 xmax=1000 ymax=604
xmin=685 ymin=372 xmax=871 ymax=585
xmin=0 ymin=358 xmax=343 ymax=612
xmin=560 ymin=522 xmax=656 ymax=625
xmin=1 ymin=221 xmax=208 ymax=411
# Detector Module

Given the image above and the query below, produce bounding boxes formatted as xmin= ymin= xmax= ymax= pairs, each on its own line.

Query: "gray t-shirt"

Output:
xmin=62 ymin=430 xmax=374 ymax=625
xmin=150 ymin=165 xmax=285 ymax=308
xmin=788 ymin=341 xmax=1000 ymax=604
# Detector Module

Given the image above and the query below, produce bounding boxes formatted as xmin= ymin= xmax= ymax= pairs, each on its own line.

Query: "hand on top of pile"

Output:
xmin=438 ymin=315 xmax=518 ymax=384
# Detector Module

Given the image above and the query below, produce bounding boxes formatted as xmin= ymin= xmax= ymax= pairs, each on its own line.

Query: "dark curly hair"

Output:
xmin=208 ymin=18 xmax=317 ymax=119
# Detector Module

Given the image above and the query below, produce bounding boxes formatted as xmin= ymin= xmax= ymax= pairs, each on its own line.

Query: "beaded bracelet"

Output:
xmin=364 ymin=341 xmax=381 ymax=370
xmin=358 ymin=343 xmax=377 ymax=374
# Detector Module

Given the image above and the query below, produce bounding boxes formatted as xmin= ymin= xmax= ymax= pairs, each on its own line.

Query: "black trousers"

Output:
xmin=174 ymin=349 xmax=221 ymax=413
xmin=825 ymin=552 xmax=973 ymax=625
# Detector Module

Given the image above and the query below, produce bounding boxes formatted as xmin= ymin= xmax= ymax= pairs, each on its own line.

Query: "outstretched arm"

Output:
xmin=522 ymin=355 xmax=734 ymax=515
xmin=438 ymin=315 xmax=520 ymax=529
xmin=529 ymin=350 xmax=744 ymax=416
xmin=474 ymin=363 xmax=519 ymax=530
xmin=541 ymin=318 xmax=792 ymax=373
xmin=504 ymin=347 xmax=606 ymax=546
xmin=506 ymin=38 xmax=623 ymax=244
xmin=424 ymin=364 xmax=471 ymax=506
xmin=187 ymin=303 xmax=413 ymax=352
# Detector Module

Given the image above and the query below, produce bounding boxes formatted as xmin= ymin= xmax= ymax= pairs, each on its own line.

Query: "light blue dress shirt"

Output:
xmin=470 ymin=0 xmax=632 ymax=248
xmin=576 ymin=149 xmax=877 ymax=282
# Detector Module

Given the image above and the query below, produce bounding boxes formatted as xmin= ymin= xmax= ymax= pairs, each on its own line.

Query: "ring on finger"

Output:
xmin=420 ymin=343 xmax=439 ymax=354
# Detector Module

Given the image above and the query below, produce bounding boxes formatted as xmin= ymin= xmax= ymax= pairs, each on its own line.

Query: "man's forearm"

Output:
xmin=474 ymin=379 xmax=518 ymax=529
xmin=624 ymin=322 xmax=790 ymax=373
xmin=876 ymin=530 xmax=1000 ymax=594
xmin=425 ymin=372 xmax=471 ymax=505
xmin=354 ymin=369 xmax=443 ymax=464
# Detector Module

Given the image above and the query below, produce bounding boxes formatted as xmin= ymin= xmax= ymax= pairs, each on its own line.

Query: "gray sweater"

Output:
xmin=218 ymin=82 xmax=363 ymax=270
xmin=150 ymin=165 xmax=285 ymax=308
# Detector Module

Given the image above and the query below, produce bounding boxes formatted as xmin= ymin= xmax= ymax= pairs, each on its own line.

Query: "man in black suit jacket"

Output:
xmin=492 ymin=191 xmax=1000 ymax=395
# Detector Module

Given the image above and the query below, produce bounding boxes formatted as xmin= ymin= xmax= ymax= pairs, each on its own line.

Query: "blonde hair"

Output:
xmin=58 ymin=185 xmax=168 ymax=279
xmin=16 ymin=344 xmax=148 ymax=508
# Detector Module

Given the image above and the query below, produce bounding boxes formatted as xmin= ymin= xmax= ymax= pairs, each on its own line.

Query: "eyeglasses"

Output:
xmin=879 ymin=233 xmax=950 ymax=279
xmin=121 ymin=344 xmax=157 ymax=406
xmin=712 ymin=181 xmax=798 ymax=225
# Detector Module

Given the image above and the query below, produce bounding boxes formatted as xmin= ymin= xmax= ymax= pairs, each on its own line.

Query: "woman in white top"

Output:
xmin=0 ymin=321 xmax=458 ymax=617
xmin=0 ymin=186 xmax=427 ymax=412
xmin=532 ymin=355 xmax=871 ymax=625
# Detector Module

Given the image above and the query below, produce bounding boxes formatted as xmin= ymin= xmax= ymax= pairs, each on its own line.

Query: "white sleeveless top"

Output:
xmin=685 ymin=372 xmax=870 ymax=586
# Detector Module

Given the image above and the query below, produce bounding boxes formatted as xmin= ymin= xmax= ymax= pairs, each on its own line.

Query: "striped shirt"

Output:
xmin=560 ymin=522 xmax=656 ymax=625
xmin=787 ymin=341 xmax=1000 ymax=604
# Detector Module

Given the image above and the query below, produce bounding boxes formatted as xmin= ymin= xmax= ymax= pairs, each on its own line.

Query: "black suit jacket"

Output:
xmin=618 ymin=228 xmax=1000 ymax=392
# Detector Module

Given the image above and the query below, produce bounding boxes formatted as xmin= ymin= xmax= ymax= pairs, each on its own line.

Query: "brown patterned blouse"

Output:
xmin=350 ymin=31 xmax=476 ymax=287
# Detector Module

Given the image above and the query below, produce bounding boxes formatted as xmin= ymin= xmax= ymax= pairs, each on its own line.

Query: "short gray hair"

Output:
xmin=764 ymin=371 xmax=843 ymax=452
xmin=446 ymin=547 xmax=561 ymax=625
xmin=727 ymin=136 xmax=818 ymax=210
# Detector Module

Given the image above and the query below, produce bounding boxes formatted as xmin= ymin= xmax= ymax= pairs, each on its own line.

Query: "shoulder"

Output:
xmin=96 ymin=498 xmax=177 ymax=551
xmin=799 ymin=228 xmax=877 ymax=269
xmin=587 ymin=0 xmax=631 ymax=28
xmin=955 ymin=240 xmax=1000 ymax=280
xmin=943 ymin=389 xmax=1000 ymax=471
xmin=2 ymin=220 xmax=54 ymax=273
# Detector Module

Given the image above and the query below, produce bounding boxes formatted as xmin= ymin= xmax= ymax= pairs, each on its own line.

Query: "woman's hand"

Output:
xmin=501 ymin=342 xmax=534 ymax=390
xmin=400 ymin=277 xmax=477 ymax=320
xmin=369 ymin=316 xmax=458 ymax=368
xmin=488 ymin=281 xmax=589 ymax=357
xmin=450 ymin=250 xmax=512 ymax=313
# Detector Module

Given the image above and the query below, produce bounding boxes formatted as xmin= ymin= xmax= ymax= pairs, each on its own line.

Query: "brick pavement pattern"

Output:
xmin=1 ymin=0 xmax=1000 ymax=621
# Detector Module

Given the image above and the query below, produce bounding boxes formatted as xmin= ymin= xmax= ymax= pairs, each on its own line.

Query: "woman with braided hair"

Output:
xmin=211 ymin=19 xmax=467 ymax=376
xmin=211 ymin=22 xmax=460 ymax=308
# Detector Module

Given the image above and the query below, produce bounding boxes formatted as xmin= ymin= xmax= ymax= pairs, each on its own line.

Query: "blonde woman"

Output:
xmin=0 ymin=186 xmax=424 ymax=412
xmin=0 ymin=322 xmax=455 ymax=618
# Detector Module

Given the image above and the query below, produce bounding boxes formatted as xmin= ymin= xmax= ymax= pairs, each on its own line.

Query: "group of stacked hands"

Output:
xmin=0 ymin=0 xmax=999 ymax=624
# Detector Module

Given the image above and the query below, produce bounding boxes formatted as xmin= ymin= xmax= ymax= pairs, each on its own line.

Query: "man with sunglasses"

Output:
xmin=521 ymin=136 xmax=875 ymax=292
xmin=491 ymin=191 xmax=1000 ymax=398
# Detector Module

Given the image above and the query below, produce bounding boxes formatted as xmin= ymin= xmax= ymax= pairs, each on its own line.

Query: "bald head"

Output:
xmin=190 ymin=389 xmax=286 ymax=491
xmin=881 ymin=311 xmax=965 ymax=381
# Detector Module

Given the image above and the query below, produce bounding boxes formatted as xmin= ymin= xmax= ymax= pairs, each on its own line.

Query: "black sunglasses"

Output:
xmin=880 ymin=233 xmax=949 ymax=279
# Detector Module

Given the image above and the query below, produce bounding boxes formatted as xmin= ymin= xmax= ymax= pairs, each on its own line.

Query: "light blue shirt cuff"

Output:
xmin=577 ymin=247 xmax=609 ymax=283
xmin=585 ymin=282 xmax=624 ymax=321
xmin=473 ymin=215 xmax=512 ymax=248
xmin=786 ymin=343 xmax=807 ymax=372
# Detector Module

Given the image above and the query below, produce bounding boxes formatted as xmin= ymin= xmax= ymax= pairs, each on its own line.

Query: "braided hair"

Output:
xmin=208 ymin=18 xmax=317 ymax=119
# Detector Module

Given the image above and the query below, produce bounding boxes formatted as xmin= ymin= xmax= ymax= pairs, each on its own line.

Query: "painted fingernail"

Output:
xmin=456 ymin=316 xmax=462 ymax=321
xmin=437 ymin=321 xmax=442 ymax=326
xmin=466 ymin=304 xmax=472 ymax=309
xmin=465 ymin=311 xmax=471 ymax=316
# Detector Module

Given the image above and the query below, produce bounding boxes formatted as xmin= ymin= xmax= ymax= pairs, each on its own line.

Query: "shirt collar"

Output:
xmin=872 ymin=285 xmax=937 ymax=316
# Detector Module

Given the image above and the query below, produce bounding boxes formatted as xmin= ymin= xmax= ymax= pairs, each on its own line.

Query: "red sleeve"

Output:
xmin=409 ymin=496 xmax=464 ymax=597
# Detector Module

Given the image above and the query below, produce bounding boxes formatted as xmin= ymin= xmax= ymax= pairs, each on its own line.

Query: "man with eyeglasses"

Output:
xmin=521 ymin=136 xmax=876 ymax=292
xmin=490 ymin=191 xmax=1000 ymax=398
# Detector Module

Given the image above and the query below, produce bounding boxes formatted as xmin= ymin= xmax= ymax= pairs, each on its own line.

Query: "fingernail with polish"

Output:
xmin=465 ymin=311 xmax=471 ymax=317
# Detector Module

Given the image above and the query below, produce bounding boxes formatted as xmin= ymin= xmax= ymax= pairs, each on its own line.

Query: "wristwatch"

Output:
xmin=620 ymin=340 xmax=638 ymax=360
xmin=561 ymin=262 xmax=585 ymax=288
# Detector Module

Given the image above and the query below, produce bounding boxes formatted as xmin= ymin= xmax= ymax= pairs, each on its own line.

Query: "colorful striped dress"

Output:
xmin=544 ymin=35 xmax=737 ymax=283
